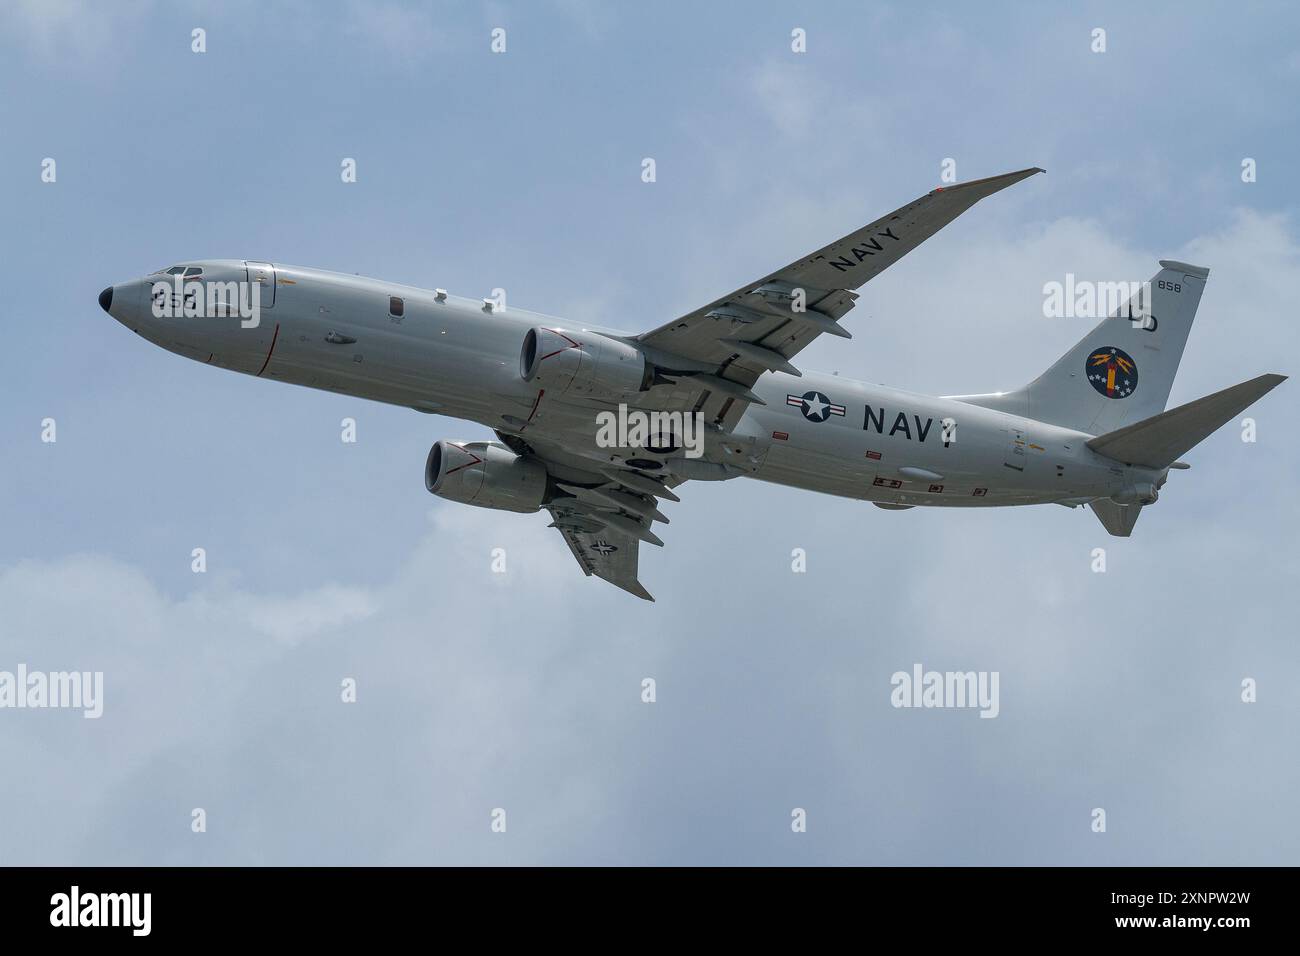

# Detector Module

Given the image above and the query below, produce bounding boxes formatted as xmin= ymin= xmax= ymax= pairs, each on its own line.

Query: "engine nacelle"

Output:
xmin=519 ymin=326 xmax=649 ymax=399
xmin=1111 ymin=481 xmax=1159 ymax=506
xmin=424 ymin=440 xmax=546 ymax=513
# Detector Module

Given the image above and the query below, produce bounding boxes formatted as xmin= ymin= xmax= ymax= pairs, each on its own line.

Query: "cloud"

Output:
xmin=0 ymin=0 xmax=146 ymax=57
xmin=750 ymin=59 xmax=823 ymax=141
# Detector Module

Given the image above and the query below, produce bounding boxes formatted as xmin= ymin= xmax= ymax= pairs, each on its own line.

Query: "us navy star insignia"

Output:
xmin=786 ymin=391 xmax=846 ymax=422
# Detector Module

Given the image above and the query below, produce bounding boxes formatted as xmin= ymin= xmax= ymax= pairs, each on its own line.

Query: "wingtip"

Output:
xmin=931 ymin=166 xmax=1045 ymax=195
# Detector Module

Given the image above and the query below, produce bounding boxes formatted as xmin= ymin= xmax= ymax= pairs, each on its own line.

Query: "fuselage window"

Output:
xmin=389 ymin=296 xmax=404 ymax=317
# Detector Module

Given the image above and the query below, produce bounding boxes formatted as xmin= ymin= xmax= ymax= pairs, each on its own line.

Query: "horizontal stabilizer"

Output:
xmin=1090 ymin=500 xmax=1142 ymax=537
xmin=1086 ymin=373 xmax=1286 ymax=468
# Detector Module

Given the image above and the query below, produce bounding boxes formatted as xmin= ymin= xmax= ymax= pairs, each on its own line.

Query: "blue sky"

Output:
xmin=1 ymin=0 xmax=1297 ymax=864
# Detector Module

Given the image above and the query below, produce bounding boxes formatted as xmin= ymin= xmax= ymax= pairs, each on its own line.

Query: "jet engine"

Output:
xmin=424 ymin=440 xmax=547 ymax=513
xmin=519 ymin=327 xmax=650 ymax=399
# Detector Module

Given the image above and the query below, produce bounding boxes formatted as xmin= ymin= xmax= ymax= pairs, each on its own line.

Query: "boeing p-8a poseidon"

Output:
xmin=100 ymin=168 xmax=1285 ymax=600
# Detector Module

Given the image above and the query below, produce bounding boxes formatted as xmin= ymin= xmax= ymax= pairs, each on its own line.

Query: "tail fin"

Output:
xmin=1086 ymin=373 xmax=1286 ymax=468
xmin=1090 ymin=499 xmax=1142 ymax=537
xmin=956 ymin=260 xmax=1209 ymax=434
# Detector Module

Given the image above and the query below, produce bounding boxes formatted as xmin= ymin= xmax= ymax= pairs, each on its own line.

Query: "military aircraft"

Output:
xmin=99 ymin=168 xmax=1285 ymax=600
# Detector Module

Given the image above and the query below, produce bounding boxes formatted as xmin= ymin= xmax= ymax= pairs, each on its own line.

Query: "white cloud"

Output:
xmin=1 ymin=0 xmax=145 ymax=57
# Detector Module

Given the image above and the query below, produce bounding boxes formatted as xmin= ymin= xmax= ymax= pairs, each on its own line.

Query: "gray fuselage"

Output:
xmin=101 ymin=260 xmax=1153 ymax=509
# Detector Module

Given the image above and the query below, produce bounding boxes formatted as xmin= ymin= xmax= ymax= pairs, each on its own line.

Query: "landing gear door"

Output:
xmin=245 ymin=260 xmax=276 ymax=309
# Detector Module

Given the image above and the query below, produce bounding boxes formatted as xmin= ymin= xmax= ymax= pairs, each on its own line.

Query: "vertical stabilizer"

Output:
xmin=954 ymin=261 xmax=1208 ymax=434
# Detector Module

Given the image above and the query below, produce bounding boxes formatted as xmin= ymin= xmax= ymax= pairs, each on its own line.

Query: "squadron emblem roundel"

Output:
xmin=1086 ymin=347 xmax=1138 ymax=399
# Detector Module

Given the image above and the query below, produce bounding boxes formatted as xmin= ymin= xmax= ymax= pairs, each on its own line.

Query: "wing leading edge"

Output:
xmin=636 ymin=168 xmax=1044 ymax=395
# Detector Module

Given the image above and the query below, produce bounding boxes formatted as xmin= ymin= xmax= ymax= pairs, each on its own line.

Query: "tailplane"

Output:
xmin=1086 ymin=373 xmax=1286 ymax=468
xmin=1085 ymin=373 xmax=1286 ymax=536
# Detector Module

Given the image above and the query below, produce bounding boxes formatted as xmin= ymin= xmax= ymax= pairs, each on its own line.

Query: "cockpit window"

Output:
xmin=149 ymin=265 xmax=200 ymax=277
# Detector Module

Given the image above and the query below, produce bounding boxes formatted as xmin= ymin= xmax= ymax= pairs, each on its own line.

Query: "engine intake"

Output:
xmin=425 ymin=440 xmax=546 ymax=513
xmin=520 ymin=326 xmax=649 ymax=399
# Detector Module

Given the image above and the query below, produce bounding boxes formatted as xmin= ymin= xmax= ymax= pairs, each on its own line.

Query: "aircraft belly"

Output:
xmin=747 ymin=384 xmax=1083 ymax=507
xmin=758 ymin=443 xmax=874 ymax=498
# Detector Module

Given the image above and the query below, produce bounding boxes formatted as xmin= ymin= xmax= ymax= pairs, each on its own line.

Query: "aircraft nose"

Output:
xmin=98 ymin=286 xmax=113 ymax=313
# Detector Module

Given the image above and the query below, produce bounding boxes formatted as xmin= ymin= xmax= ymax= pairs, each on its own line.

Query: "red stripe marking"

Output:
xmin=444 ymin=442 xmax=483 ymax=475
xmin=256 ymin=322 xmax=280 ymax=377
xmin=521 ymin=388 xmax=545 ymax=430
xmin=538 ymin=329 xmax=582 ymax=361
